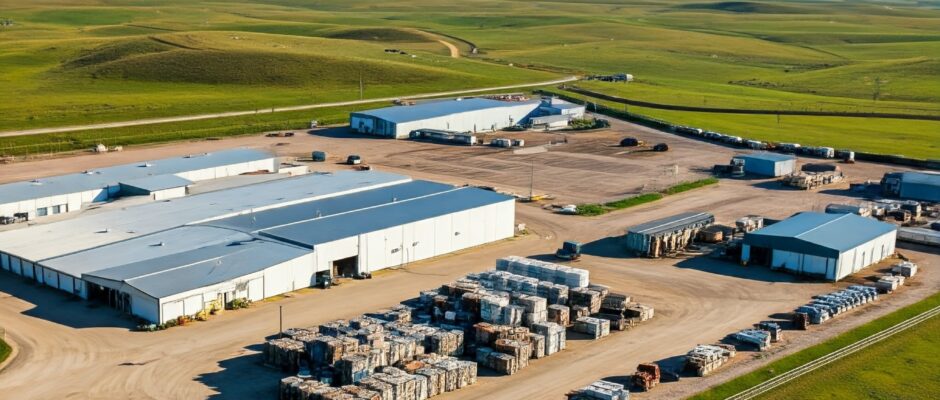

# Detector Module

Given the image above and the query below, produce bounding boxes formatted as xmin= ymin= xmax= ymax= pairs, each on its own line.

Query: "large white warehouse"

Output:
xmin=0 ymin=148 xmax=275 ymax=220
xmin=349 ymin=97 xmax=585 ymax=139
xmin=741 ymin=212 xmax=897 ymax=281
xmin=0 ymin=171 xmax=515 ymax=323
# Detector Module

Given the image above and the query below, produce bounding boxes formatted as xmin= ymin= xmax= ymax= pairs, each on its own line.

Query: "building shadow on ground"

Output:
xmin=197 ymin=344 xmax=281 ymax=400
xmin=308 ymin=126 xmax=385 ymax=140
xmin=0 ymin=271 xmax=136 ymax=329
xmin=673 ymin=256 xmax=810 ymax=284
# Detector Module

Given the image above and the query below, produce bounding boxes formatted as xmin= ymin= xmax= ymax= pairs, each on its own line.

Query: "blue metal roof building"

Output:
xmin=0 ymin=148 xmax=275 ymax=220
xmin=742 ymin=212 xmax=897 ymax=281
xmin=898 ymin=172 xmax=940 ymax=202
xmin=733 ymin=152 xmax=796 ymax=177
xmin=1 ymin=169 xmax=515 ymax=323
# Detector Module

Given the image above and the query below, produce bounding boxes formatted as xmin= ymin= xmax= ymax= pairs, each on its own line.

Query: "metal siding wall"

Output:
xmin=248 ymin=278 xmax=264 ymax=302
xmin=412 ymin=219 xmax=436 ymax=261
xmin=451 ymin=210 xmax=471 ymax=250
xmin=385 ymin=226 xmax=404 ymax=269
xmin=11 ymin=256 xmax=21 ymax=275
xmin=161 ymin=300 xmax=184 ymax=323
xmin=43 ymin=267 xmax=58 ymax=288
xmin=0 ymin=252 xmax=8 ymax=270
xmin=468 ymin=207 xmax=487 ymax=247
xmin=433 ymin=215 xmax=453 ymax=255
xmin=58 ymin=273 xmax=74 ymax=294
xmin=130 ymin=293 xmax=160 ymax=324
xmin=22 ymin=261 xmax=34 ymax=279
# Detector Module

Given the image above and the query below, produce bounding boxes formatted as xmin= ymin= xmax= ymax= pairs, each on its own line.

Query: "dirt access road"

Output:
xmin=0 ymin=77 xmax=575 ymax=137
xmin=438 ymin=40 xmax=460 ymax=58
xmin=0 ymin=117 xmax=937 ymax=399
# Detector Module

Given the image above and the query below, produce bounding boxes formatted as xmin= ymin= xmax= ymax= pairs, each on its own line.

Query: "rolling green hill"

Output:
xmin=0 ymin=0 xmax=937 ymax=157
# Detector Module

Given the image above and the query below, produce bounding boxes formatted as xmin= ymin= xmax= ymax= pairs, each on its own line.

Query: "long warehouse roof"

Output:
xmin=744 ymin=212 xmax=897 ymax=258
xmin=84 ymin=238 xmax=308 ymax=299
xmin=204 ymin=180 xmax=456 ymax=233
xmin=0 ymin=148 xmax=272 ymax=204
xmin=627 ymin=212 xmax=715 ymax=236
xmin=260 ymin=187 xmax=513 ymax=248
xmin=351 ymin=98 xmax=539 ymax=124
xmin=0 ymin=170 xmax=410 ymax=262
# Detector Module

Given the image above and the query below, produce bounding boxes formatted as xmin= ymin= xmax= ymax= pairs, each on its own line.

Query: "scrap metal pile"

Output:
xmin=268 ymin=257 xmax=654 ymax=399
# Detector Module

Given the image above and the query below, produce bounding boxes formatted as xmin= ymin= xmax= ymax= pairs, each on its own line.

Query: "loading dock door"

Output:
xmin=333 ymin=256 xmax=358 ymax=277
xmin=750 ymin=246 xmax=772 ymax=266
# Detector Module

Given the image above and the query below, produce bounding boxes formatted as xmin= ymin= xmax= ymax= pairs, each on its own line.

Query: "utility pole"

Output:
xmin=359 ymin=70 xmax=364 ymax=101
xmin=279 ymin=306 xmax=283 ymax=338
xmin=528 ymin=162 xmax=535 ymax=200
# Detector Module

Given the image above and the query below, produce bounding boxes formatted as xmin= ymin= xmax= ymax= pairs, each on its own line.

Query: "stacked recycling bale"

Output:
xmin=547 ymin=304 xmax=571 ymax=327
xmin=684 ymin=344 xmax=736 ymax=377
xmin=574 ymin=317 xmax=610 ymax=339
xmin=566 ymin=380 xmax=630 ymax=400
xmin=514 ymin=294 xmax=548 ymax=327
xmin=570 ymin=287 xmax=603 ymax=314
xmin=532 ymin=322 xmax=567 ymax=355
xmin=496 ymin=256 xmax=590 ymax=288
xmin=265 ymin=338 xmax=306 ymax=372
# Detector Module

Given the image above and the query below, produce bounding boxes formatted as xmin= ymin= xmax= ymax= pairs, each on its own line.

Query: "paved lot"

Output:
xmin=0 ymin=117 xmax=936 ymax=399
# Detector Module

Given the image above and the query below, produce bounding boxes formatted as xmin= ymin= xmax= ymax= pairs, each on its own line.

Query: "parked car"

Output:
xmin=346 ymin=155 xmax=362 ymax=165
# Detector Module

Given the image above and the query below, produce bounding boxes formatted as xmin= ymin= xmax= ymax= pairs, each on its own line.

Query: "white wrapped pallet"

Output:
xmin=574 ymin=317 xmax=610 ymax=339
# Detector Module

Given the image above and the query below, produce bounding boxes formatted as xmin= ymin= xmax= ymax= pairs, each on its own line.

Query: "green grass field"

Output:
xmin=690 ymin=291 xmax=940 ymax=400
xmin=558 ymin=90 xmax=940 ymax=159
xmin=0 ymin=336 xmax=10 ymax=365
xmin=0 ymin=0 xmax=938 ymax=156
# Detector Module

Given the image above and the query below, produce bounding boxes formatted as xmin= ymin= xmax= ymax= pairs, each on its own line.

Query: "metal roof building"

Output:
xmin=625 ymin=212 xmax=714 ymax=257
xmin=742 ymin=212 xmax=897 ymax=281
xmin=350 ymin=98 xmax=541 ymax=139
xmin=891 ymin=172 xmax=940 ymax=202
xmin=732 ymin=152 xmax=796 ymax=177
xmin=0 ymin=170 xmax=515 ymax=323
xmin=0 ymin=148 xmax=276 ymax=220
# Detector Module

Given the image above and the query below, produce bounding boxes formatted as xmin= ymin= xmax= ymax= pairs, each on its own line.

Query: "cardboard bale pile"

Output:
xmin=574 ymin=317 xmax=610 ymax=339
xmin=566 ymin=380 xmax=630 ymax=400
xmin=266 ymin=338 xmax=306 ymax=372
xmin=684 ymin=344 xmax=736 ymax=377
xmin=532 ymin=322 xmax=567 ymax=355
xmin=757 ymin=322 xmax=782 ymax=343
xmin=548 ymin=304 xmax=571 ymax=327
xmin=496 ymin=256 xmax=589 ymax=288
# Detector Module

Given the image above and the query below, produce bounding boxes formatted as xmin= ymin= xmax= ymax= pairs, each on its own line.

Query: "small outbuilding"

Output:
xmin=732 ymin=152 xmax=796 ymax=177
xmin=881 ymin=171 xmax=940 ymax=203
xmin=625 ymin=212 xmax=715 ymax=257
xmin=742 ymin=212 xmax=897 ymax=281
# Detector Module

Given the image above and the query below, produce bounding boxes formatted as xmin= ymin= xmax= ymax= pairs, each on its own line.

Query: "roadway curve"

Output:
xmin=0 ymin=77 xmax=577 ymax=138
xmin=726 ymin=304 xmax=940 ymax=400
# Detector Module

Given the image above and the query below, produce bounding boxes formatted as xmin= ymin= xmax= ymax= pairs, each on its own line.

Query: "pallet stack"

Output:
xmin=684 ymin=344 xmax=736 ymax=377
xmin=265 ymin=338 xmax=306 ymax=372
xmin=632 ymin=363 xmax=661 ymax=392
xmin=547 ymin=304 xmax=571 ymax=326
xmin=734 ymin=329 xmax=771 ymax=350
xmin=532 ymin=322 xmax=567 ymax=355
xmin=574 ymin=317 xmax=610 ymax=339
xmin=566 ymin=380 xmax=630 ymax=400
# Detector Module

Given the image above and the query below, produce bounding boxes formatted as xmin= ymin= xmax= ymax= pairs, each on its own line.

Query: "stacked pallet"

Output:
xmin=734 ymin=329 xmax=771 ymax=350
xmin=265 ymin=338 xmax=306 ymax=371
xmin=570 ymin=288 xmax=603 ymax=314
xmin=574 ymin=317 xmax=610 ymax=339
xmin=685 ymin=344 xmax=736 ymax=377
xmin=757 ymin=322 xmax=782 ymax=342
xmin=495 ymin=339 xmax=532 ymax=369
xmin=515 ymin=294 xmax=548 ymax=327
xmin=426 ymin=330 xmax=463 ymax=357
xmin=632 ymin=363 xmax=660 ymax=392
xmin=566 ymin=380 xmax=630 ymax=400
xmin=476 ymin=347 xmax=518 ymax=375
xmin=496 ymin=256 xmax=590 ymax=288
xmin=547 ymin=304 xmax=571 ymax=326
xmin=892 ymin=261 xmax=917 ymax=278
xmin=624 ymin=303 xmax=655 ymax=322
xmin=532 ymin=322 xmax=567 ymax=355
xmin=527 ymin=333 xmax=546 ymax=359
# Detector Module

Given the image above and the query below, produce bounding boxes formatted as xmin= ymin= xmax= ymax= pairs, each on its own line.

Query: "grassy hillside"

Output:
xmin=0 ymin=0 xmax=937 ymax=156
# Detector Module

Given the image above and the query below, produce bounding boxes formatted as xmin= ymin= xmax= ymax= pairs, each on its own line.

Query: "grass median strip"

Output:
xmin=576 ymin=178 xmax=717 ymax=216
xmin=689 ymin=291 xmax=940 ymax=400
